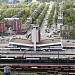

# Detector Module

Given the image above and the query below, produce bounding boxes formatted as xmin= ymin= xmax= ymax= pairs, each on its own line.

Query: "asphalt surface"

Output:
xmin=40 ymin=2 xmax=54 ymax=40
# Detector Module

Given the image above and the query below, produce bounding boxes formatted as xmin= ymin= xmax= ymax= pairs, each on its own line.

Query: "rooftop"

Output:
xmin=9 ymin=38 xmax=75 ymax=47
xmin=10 ymin=38 xmax=61 ymax=45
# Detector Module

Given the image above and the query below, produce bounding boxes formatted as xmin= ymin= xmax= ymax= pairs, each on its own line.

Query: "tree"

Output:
xmin=69 ymin=29 xmax=75 ymax=39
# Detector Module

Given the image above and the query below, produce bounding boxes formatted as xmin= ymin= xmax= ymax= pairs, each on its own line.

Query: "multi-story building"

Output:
xmin=4 ymin=18 xmax=22 ymax=31
xmin=5 ymin=20 xmax=13 ymax=27
xmin=12 ymin=20 xmax=22 ymax=31
xmin=0 ymin=22 xmax=5 ymax=33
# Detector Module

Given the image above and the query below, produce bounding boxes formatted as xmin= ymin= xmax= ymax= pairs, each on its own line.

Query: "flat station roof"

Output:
xmin=10 ymin=38 xmax=61 ymax=44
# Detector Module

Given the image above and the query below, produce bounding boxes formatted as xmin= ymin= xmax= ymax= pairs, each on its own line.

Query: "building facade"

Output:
xmin=12 ymin=20 xmax=22 ymax=31
xmin=0 ymin=22 xmax=5 ymax=33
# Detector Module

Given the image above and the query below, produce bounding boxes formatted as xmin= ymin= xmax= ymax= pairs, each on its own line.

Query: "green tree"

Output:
xmin=63 ymin=1 xmax=75 ymax=26
xmin=47 ymin=3 xmax=55 ymax=27
xmin=36 ymin=4 xmax=49 ymax=26
xmin=1 ymin=2 xmax=9 ymax=9
xmin=69 ymin=29 xmax=75 ymax=39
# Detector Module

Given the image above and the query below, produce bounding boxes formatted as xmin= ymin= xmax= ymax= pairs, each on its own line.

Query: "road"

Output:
xmin=40 ymin=2 xmax=54 ymax=40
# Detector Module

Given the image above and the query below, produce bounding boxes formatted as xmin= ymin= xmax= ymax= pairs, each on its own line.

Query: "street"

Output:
xmin=40 ymin=2 xmax=54 ymax=40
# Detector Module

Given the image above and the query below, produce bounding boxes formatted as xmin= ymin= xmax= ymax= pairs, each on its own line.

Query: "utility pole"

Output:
xmin=21 ymin=49 xmax=26 ymax=64
xmin=57 ymin=50 xmax=59 ymax=74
